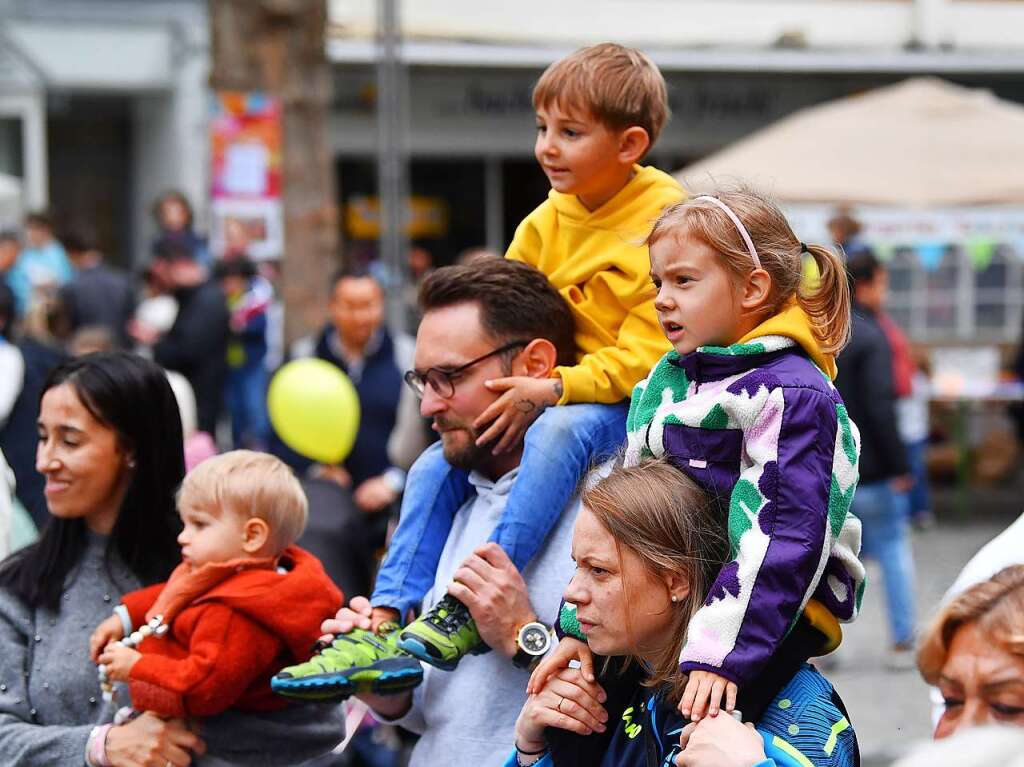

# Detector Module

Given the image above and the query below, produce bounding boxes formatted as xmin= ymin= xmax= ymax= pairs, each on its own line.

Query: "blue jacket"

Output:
xmin=505 ymin=664 xmax=857 ymax=767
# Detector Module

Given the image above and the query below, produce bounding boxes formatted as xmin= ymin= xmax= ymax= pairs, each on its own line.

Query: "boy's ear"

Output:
xmin=740 ymin=268 xmax=773 ymax=313
xmin=618 ymin=126 xmax=651 ymax=166
xmin=242 ymin=517 xmax=271 ymax=554
xmin=513 ymin=338 xmax=558 ymax=379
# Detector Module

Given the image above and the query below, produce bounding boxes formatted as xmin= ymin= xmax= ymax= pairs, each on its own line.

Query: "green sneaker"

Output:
xmin=271 ymin=622 xmax=423 ymax=702
xmin=397 ymin=594 xmax=488 ymax=670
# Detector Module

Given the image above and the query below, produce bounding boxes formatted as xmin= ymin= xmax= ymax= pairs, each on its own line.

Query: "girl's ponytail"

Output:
xmin=797 ymin=243 xmax=851 ymax=355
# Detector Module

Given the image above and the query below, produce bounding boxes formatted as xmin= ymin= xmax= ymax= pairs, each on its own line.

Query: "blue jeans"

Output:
xmin=227 ymin=364 xmax=270 ymax=450
xmin=852 ymin=481 xmax=917 ymax=645
xmin=904 ymin=439 xmax=932 ymax=519
xmin=371 ymin=403 xmax=628 ymax=617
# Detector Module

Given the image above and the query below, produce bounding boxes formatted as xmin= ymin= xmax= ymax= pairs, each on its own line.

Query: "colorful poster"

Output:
xmin=210 ymin=91 xmax=283 ymax=260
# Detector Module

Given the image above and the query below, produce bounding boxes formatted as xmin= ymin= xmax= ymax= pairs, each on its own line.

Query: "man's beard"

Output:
xmin=436 ymin=418 xmax=493 ymax=471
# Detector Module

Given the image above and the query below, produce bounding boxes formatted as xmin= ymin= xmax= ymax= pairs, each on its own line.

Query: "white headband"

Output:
xmin=693 ymin=195 xmax=762 ymax=270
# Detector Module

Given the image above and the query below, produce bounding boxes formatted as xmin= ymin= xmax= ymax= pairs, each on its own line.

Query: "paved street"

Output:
xmin=822 ymin=508 xmax=1013 ymax=765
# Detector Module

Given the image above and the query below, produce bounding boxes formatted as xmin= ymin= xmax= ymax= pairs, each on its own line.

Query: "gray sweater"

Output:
xmin=390 ymin=468 xmax=578 ymax=767
xmin=0 ymin=531 xmax=345 ymax=765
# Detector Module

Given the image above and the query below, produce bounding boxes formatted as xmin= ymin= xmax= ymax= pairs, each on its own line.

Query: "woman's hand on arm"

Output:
xmin=514 ymin=667 xmax=608 ymax=754
xmin=104 ymin=713 xmax=205 ymax=767
xmin=527 ymin=636 xmax=594 ymax=694
xmin=674 ymin=715 xmax=767 ymax=767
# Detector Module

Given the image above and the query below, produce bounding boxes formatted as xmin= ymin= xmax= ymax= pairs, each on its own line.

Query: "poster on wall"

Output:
xmin=210 ymin=91 xmax=283 ymax=261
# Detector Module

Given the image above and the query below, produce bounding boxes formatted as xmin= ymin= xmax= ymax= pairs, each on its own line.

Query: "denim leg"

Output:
xmin=370 ymin=442 xmax=472 ymax=618
xmin=243 ymin=365 xmax=271 ymax=449
xmin=905 ymin=439 xmax=932 ymax=518
xmin=489 ymin=403 xmax=628 ymax=571
xmin=854 ymin=482 xmax=917 ymax=645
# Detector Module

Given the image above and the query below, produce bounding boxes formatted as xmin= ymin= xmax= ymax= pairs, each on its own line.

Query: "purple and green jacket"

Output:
xmin=622 ymin=335 xmax=865 ymax=688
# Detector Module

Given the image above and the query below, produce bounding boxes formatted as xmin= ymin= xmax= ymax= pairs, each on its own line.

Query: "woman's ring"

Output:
xmin=557 ymin=696 xmax=565 ymax=712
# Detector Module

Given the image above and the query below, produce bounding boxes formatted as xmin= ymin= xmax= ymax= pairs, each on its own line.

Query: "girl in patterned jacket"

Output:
xmin=531 ymin=187 xmax=865 ymax=726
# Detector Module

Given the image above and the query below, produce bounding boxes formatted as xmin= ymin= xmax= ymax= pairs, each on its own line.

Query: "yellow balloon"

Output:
xmin=268 ymin=359 xmax=361 ymax=464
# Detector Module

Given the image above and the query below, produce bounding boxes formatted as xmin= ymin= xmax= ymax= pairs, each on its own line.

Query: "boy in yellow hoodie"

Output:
xmin=281 ymin=43 xmax=684 ymax=686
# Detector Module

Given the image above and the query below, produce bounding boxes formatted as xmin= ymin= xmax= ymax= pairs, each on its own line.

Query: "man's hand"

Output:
xmin=90 ymin=614 xmax=125 ymax=662
xmin=473 ymin=376 xmax=561 ymax=455
xmin=98 ymin=644 xmax=142 ymax=683
xmin=448 ymin=542 xmax=536 ymax=657
xmin=354 ymin=475 xmax=399 ymax=514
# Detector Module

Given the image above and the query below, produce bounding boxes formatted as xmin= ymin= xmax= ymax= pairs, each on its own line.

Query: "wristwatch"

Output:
xmin=512 ymin=621 xmax=554 ymax=671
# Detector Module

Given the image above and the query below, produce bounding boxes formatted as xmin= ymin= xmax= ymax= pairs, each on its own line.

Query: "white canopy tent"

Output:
xmin=676 ymin=77 xmax=1024 ymax=207
xmin=676 ymin=78 xmax=1024 ymax=344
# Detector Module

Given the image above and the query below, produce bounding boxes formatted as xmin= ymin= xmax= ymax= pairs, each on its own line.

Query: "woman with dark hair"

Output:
xmin=0 ymin=352 xmax=197 ymax=765
xmin=0 ymin=352 xmax=344 ymax=766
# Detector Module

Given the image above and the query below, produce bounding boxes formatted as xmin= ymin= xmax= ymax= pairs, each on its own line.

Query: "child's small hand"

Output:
xmin=678 ymin=670 xmax=738 ymax=722
xmin=527 ymin=636 xmax=594 ymax=695
xmin=473 ymin=376 xmax=562 ymax=455
xmin=98 ymin=644 xmax=142 ymax=683
xmin=319 ymin=595 xmax=374 ymax=643
xmin=90 ymin=614 xmax=124 ymax=662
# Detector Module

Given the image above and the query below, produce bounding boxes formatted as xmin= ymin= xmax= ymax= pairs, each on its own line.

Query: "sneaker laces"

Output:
xmin=423 ymin=596 xmax=470 ymax=635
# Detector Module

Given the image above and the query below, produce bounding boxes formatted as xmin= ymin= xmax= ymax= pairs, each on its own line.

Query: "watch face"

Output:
xmin=519 ymin=624 xmax=550 ymax=655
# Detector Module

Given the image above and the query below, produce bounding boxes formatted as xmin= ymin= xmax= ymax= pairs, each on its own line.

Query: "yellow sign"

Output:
xmin=345 ymin=195 xmax=449 ymax=239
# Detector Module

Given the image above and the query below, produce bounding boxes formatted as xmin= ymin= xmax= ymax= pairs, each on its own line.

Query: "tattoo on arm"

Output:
xmin=552 ymin=380 xmax=563 ymax=402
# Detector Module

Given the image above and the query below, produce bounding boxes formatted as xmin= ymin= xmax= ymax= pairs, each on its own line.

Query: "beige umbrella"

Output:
xmin=676 ymin=77 xmax=1024 ymax=206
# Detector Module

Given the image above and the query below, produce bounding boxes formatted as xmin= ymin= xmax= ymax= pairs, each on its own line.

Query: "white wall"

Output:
xmin=329 ymin=0 xmax=1024 ymax=52
xmin=132 ymin=31 xmax=211 ymax=265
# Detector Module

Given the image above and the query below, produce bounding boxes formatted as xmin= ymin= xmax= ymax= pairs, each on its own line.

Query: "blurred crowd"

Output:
xmin=0 ymin=190 xmax=490 ymax=592
xmin=0 ymin=191 xmax=509 ymax=764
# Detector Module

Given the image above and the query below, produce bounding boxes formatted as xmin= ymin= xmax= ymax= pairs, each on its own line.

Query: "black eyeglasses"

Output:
xmin=404 ymin=340 xmax=530 ymax=399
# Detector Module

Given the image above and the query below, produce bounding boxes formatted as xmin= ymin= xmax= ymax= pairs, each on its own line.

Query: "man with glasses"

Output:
xmin=274 ymin=259 xmax=580 ymax=766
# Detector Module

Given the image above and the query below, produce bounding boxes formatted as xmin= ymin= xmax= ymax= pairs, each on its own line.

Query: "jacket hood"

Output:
xmin=546 ymin=164 xmax=683 ymax=233
xmin=737 ymin=301 xmax=837 ymax=379
xmin=193 ymin=546 xmax=343 ymax=663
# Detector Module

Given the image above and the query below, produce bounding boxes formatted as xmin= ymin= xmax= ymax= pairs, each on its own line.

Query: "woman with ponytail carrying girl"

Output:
xmin=532 ymin=187 xmax=866 ymax=732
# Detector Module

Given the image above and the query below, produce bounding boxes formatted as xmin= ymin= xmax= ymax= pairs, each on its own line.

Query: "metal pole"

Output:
xmin=376 ymin=0 xmax=409 ymax=334
xmin=484 ymin=156 xmax=504 ymax=255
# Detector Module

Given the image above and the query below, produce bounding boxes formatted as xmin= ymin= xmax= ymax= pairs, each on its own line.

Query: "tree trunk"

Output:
xmin=209 ymin=0 xmax=338 ymax=346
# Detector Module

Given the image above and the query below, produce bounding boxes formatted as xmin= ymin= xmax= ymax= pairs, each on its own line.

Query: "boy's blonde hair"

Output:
xmin=178 ymin=450 xmax=308 ymax=554
xmin=648 ymin=186 xmax=852 ymax=354
xmin=580 ymin=458 xmax=727 ymax=701
xmin=917 ymin=565 xmax=1024 ymax=685
xmin=533 ymin=42 xmax=669 ymax=151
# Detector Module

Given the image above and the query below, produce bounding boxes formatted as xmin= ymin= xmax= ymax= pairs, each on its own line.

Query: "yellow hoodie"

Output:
xmin=506 ymin=165 xmax=683 ymax=404
xmin=738 ymin=300 xmax=837 ymax=380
